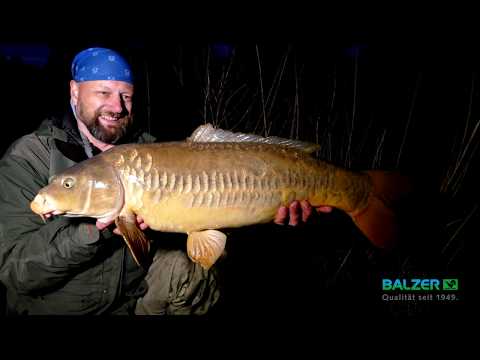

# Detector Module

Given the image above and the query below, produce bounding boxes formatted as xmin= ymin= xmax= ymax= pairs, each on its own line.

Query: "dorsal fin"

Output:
xmin=187 ymin=123 xmax=320 ymax=154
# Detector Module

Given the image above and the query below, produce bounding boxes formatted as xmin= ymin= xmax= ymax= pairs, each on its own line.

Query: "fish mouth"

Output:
xmin=30 ymin=194 xmax=65 ymax=220
xmin=40 ymin=209 xmax=89 ymax=218
xmin=31 ymin=194 xmax=52 ymax=215
xmin=63 ymin=212 xmax=89 ymax=218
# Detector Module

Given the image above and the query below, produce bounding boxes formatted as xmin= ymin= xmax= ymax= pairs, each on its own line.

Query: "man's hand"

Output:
xmin=274 ymin=200 xmax=332 ymax=226
xmin=96 ymin=215 xmax=149 ymax=235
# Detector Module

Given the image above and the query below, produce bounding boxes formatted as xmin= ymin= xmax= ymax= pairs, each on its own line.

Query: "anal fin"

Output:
xmin=115 ymin=216 xmax=151 ymax=269
xmin=186 ymin=230 xmax=227 ymax=270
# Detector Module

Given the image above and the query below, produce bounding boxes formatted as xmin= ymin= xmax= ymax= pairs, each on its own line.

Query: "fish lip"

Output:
xmin=44 ymin=210 xmax=64 ymax=218
xmin=31 ymin=194 xmax=60 ymax=217
xmin=63 ymin=212 xmax=88 ymax=218
xmin=35 ymin=210 xmax=57 ymax=222
xmin=41 ymin=210 xmax=64 ymax=216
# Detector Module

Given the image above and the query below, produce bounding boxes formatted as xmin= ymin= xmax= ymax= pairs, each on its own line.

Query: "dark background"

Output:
xmin=0 ymin=17 xmax=475 ymax=319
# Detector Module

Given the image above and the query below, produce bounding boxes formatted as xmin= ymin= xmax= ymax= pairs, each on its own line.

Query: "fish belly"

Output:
xmin=137 ymin=189 xmax=287 ymax=233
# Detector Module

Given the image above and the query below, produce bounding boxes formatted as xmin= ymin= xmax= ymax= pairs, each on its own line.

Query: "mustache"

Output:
xmin=95 ymin=106 xmax=130 ymax=119
xmin=97 ymin=111 xmax=122 ymax=119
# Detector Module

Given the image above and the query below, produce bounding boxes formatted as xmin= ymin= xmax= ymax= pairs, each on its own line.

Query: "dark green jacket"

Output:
xmin=0 ymin=112 xmax=156 ymax=315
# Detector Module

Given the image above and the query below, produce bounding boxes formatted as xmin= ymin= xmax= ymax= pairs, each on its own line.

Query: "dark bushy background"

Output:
xmin=0 ymin=24 xmax=474 ymax=319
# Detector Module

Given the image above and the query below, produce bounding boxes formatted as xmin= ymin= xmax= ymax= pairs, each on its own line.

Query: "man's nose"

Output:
xmin=108 ymin=94 xmax=124 ymax=113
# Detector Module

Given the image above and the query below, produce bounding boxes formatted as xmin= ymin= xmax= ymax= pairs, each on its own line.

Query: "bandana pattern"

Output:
xmin=71 ymin=47 xmax=133 ymax=84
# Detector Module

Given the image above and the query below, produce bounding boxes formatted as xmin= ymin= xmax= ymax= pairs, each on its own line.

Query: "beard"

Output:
xmin=79 ymin=106 xmax=133 ymax=144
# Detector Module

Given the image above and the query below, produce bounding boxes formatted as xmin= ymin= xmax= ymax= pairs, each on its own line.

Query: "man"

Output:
xmin=0 ymin=47 xmax=328 ymax=315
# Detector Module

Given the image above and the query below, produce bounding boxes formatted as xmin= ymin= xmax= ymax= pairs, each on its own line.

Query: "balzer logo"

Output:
xmin=442 ymin=279 xmax=458 ymax=291
xmin=382 ymin=278 xmax=459 ymax=291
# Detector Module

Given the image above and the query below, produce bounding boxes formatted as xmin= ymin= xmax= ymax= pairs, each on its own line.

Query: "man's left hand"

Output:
xmin=274 ymin=200 xmax=332 ymax=226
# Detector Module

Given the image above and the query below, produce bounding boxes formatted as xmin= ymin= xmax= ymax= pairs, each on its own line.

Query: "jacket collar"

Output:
xmin=36 ymin=109 xmax=83 ymax=145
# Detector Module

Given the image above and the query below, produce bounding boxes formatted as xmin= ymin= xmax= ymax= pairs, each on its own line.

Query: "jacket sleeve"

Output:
xmin=0 ymin=137 xmax=110 ymax=295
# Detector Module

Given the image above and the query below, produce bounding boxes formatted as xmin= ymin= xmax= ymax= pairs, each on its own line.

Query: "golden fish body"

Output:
xmin=31 ymin=136 xmax=407 ymax=270
xmin=111 ymin=142 xmax=371 ymax=233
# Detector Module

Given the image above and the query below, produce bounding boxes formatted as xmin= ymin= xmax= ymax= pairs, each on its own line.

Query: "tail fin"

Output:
xmin=349 ymin=171 xmax=412 ymax=250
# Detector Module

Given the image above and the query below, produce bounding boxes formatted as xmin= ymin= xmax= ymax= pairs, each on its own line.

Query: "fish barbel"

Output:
xmin=30 ymin=124 xmax=410 ymax=270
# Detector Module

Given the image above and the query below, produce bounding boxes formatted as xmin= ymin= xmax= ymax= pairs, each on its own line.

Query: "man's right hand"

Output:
xmin=96 ymin=215 xmax=149 ymax=236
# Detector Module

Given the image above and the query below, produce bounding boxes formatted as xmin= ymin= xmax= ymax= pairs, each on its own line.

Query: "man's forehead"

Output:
xmin=79 ymin=80 xmax=134 ymax=92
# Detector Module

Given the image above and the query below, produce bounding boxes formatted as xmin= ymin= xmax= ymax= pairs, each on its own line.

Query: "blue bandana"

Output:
xmin=71 ymin=47 xmax=133 ymax=84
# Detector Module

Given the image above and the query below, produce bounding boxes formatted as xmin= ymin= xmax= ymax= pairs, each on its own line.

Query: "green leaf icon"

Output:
xmin=443 ymin=279 xmax=458 ymax=291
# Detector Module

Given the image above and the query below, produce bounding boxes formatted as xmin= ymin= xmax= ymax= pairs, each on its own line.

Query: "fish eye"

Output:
xmin=62 ymin=177 xmax=75 ymax=189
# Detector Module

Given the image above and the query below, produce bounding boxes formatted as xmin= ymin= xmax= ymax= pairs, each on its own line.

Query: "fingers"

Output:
xmin=316 ymin=206 xmax=333 ymax=213
xmin=288 ymin=200 xmax=301 ymax=226
xmin=136 ymin=215 xmax=149 ymax=230
xmin=274 ymin=206 xmax=289 ymax=225
xmin=139 ymin=223 xmax=149 ymax=230
xmin=96 ymin=219 xmax=114 ymax=231
xmin=274 ymin=200 xmax=333 ymax=227
xmin=274 ymin=201 xmax=302 ymax=226
xmin=300 ymin=200 xmax=313 ymax=223
xmin=103 ymin=215 xmax=149 ymax=236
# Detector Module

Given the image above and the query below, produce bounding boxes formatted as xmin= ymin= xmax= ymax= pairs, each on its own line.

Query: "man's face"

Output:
xmin=70 ymin=80 xmax=134 ymax=144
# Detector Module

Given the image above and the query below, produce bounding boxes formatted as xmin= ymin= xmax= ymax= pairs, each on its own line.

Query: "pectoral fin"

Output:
xmin=115 ymin=216 xmax=151 ymax=269
xmin=186 ymin=230 xmax=227 ymax=270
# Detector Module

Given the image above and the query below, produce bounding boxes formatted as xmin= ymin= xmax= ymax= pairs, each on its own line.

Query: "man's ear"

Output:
xmin=70 ymin=80 xmax=79 ymax=105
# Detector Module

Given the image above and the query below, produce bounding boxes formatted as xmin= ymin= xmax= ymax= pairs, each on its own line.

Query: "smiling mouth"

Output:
xmin=99 ymin=115 xmax=121 ymax=126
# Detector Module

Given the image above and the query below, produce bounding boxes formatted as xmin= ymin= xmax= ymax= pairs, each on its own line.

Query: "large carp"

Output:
xmin=30 ymin=124 xmax=409 ymax=270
